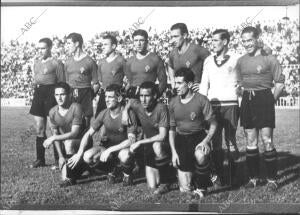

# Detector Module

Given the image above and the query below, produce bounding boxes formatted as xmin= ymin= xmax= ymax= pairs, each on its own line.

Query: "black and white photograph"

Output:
xmin=1 ymin=0 xmax=299 ymax=214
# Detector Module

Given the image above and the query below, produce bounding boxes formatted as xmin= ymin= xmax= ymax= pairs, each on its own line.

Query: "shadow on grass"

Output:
xmin=208 ymin=150 xmax=300 ymax=194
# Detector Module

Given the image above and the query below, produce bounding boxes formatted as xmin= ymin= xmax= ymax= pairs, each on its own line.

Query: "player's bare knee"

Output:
xmin=194 ymin=149 xmax=207 ymax=165
xmin=64 ymin=140 xmax=75 ymax=154
xmin=118 ymin=148 xmax=131 ymax=163
xmin=83 ymin=150 xmax=94 ymax=164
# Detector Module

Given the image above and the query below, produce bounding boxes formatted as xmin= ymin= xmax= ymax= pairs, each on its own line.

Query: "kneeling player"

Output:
xmin=123 ymin=81 xmax=175 ymax=195
xmin=70 ymin=84 xmax=137 ymax=186
xmin=169 ymin=68 xmax=217 ymax=198
xmin=43 ymin=82 xmax=89 ymax=187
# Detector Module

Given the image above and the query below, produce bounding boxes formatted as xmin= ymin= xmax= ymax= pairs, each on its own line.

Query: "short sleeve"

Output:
xmin=49 ymin=108 xmax=58 ymax=130
xmin=91 ymin=109 xmax=106 ymax=131
xmin=168 ymin=98 xmax=176 ymax=131
xmin=269 ymin=56 xmax=285 ymax=84
xmin=200 ymin=95 xmax=214 ymax=122
xmin=91 ymin=59 xmax=98 ymax=84
xmin=56 ymin=60 xmax=66 ymax=83
xmin=168 ymin=51 xmax=174 ymax=69
xmin=127 ymin=109 xmax=137 ymax=134
xmin=158 ymin=104 xmax=169 ymax=128
xmin=72 ymin=104 xmax=83 ymax=126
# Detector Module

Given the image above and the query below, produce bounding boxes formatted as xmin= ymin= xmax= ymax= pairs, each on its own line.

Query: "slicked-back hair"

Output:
xmin=102 ymin=34 xmax=118 ymax=46
xmin=106 ymin=84 xmax=123 ymax=97
xmin=140 ymin=81 xmax=158 ymax=96
xmin=175 ymin=68 xmax=195 ymax=83
xmin=170 ymin=23 xmax=189 ymax=35
xmin=132 ymin=29 xmax=148 ymax=41
xmin=66 ymin=32 xmax=83 ymax=48
xmin=39 ymin=38 xmax=52 ymax=48
xmin=54 ymin=82 xmax=71 ymax=95
xmin=213 ymin=29 xmax=230 ymax=44
xmin=241 ymin=26 xmax=259 ymax=38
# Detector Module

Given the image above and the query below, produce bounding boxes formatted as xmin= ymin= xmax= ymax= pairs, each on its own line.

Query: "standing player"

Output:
xmin=95 ymin=34 xmax=126 ymax=117
xmin=200 ymin=29 xmax=240 ymax=187
xmin=65 ymin=33 xmax=99 ymax=130
xmin=125 ymin=29 xmax=167 ymax=97
xmin=123 ymin=81 xmax=174 ymax=195
xmin=169 ymin=68 xmax=217 ymax=198
xmin=235 ymin=27 xmax=285 ymax=191
xmin=29 ymin=37 xmax=65 ymax=168
xmin=43 ymin=82 xmax=88 ymax=187
xmin=68 ymin=84 xmax=137 ymax=186
xmin=168 ymin=23 xmax=210 ymax=91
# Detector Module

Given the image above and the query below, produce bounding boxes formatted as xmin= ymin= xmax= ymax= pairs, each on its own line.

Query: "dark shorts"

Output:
xmin=144 ymin=141 xmax=170 ymax=169
xmin=175 ymin=130 xmax=207 ymax=172
xmin=211 ymin=105 xmax=239 ymax=149
xmin=240 ymin=88 xmax=275 ymax=129
xmin=29 ymin=84 xmax=56 ymax=118
xmin=71 ymin=87 xmax=93 ymax=117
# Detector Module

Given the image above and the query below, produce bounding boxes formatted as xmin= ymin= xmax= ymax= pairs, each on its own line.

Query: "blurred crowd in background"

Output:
xmin=1 ymin=18 xmax=299 ymax=103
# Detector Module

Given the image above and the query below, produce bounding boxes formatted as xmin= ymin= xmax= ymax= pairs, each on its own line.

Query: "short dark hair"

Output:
xmin=241 ymin=26 xmax=259 ymax=38
xmin=212 ymin=29 xmax=230 ymax=44
xmin=170 ymin=23 xmax=189 ymax=35
xmin=102 ymin=34 xmax=118 ymax=46
xmin=140 ymin=81 xmax=158 ymax=96
xmin=106 ymin=84 xmax=122 ymax=97
xmin=39 ymin=38 xmax=52 ymax=48
xmin=132 ymin=29 xmax=148 ymax=41
xmin=54 ymin=82 xmax=71 ymax=95
xmin=175 ymin=68 xmax=195 ymax=83
xmin=66 ymin=32 xmax=83 ymax=48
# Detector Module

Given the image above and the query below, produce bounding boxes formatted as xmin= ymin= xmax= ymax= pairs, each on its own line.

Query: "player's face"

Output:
xmin=241 ymin=32 xmax=258 ymax=55
xmin=105 ymin=91 xmax=119 ymax=110
xmin=54 ymin=88 xmax=68 ymax=106
xmin=170 ymin=29 xmax=185 ymax=48
xmin=38 ymin=42 xmax=51 ymax=59
xmin=133 ymin=35 xmax=147 ymax=53
xmin=212 ymin=34 xmax=226 ymax=53
xmin=66 ymin=38 xmax=78 ymax=55
xmin=174 ymin=76 xmax=189 ymax=96
xmin=102 ymin=39 xmax=115 ymax=55
xmin=139 ymin=88 xmax=154 ymax=109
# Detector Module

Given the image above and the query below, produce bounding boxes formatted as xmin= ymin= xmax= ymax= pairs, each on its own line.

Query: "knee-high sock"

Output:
xmin=211 ymin=149 xmax=225 ymax=181
xmin=36 ymin=136 xmax=46 ymax=162
xmin=263 ymin=149 xmax=278 ymax=180
xmin=193 ymin=161 xmax=211 ymax=189
xmin=246 ymin=148 xmax=260 ymax=179
xmin=155 ymin=156 xmax=174 ymax=184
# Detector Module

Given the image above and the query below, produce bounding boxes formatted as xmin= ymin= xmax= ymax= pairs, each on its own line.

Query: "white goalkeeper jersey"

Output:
xmin=199 ymin=52 xmax=241 ymax=106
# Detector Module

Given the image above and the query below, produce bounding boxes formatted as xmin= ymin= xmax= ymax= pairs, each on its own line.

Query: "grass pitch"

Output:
xmin=1 ymin=107 xmax=299 ymax=212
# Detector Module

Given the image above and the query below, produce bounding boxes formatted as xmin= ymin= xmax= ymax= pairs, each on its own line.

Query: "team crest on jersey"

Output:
xmin=256 ymin=65 xmax=262 ymax=74
xmin=190 ymin=112 xmax=196 ymax=121
xmin=186 ymin=61 xmax=191 ymax=68
xmin=228 ymin=66 xmax=233 ymax=72
xmin=80 ymin=67 xmax=86 ymax=74
xmin=145 ymin=65 xmax=150 ymax=72
xmin=111 ymin=70 xmax=116 ymax=76
xmin=43 ymin=68 xmax=48 ymax=74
